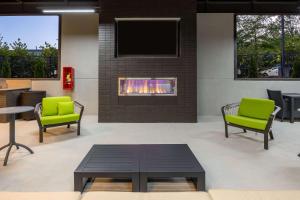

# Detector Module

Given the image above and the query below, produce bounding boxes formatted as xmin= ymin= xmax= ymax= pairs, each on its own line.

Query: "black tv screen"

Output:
xmin=116 ymin=19 xmax=180 ymax=57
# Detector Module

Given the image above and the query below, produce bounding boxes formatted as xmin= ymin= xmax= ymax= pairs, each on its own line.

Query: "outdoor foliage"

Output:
xmin=236 ymin=15 xmax=300 ymax=78
xmin=0 ymin=36 xmax=58 ymax=78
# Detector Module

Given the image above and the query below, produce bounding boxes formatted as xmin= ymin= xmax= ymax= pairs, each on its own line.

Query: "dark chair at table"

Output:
xmin=20 ymin=90 xmax=46 ymax=120
xmin=267 ymin=89 xmax=289 ymax=122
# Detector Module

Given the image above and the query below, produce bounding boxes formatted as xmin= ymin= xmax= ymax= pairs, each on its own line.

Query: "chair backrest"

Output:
xmin=238 ymin=98 xmax=275 ymax=120
xmin=267 ymin=89 xmax=285 ymax=108
xmin=42 ymin=96 xmax=72 ymax=116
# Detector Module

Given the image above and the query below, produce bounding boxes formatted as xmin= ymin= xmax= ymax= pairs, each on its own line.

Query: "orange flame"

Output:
xmin=124 ymin=80 xmax=168 ymax=94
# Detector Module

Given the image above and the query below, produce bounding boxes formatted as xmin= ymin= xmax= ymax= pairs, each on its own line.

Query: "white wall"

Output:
xmin=28 ymin=13 xmax=300 ymax=116
xmin=32 ymin=14 xmax=99 ymax=114
xmin=197 ymin=13 xmax=300 ymax=116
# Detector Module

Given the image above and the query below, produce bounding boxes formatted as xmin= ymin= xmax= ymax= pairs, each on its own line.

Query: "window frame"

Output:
xmin=234 ymin=13 xmax=300 ymax=81
xmin=0 ymin=14 xmax=62 ymax=80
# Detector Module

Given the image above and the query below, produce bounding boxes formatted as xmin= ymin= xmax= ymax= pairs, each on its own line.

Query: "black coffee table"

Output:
xmin=74 ymin=144 xmax=205 ymax=192
xmin=74 ymin=145 xmax=140 ymax=192
xmin=139 ymin=144 xmax=205 ymax=192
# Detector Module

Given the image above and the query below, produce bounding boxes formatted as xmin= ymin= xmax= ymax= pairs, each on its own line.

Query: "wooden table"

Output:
xmin=74 ymin=144 xmax=205 ymax=192
xmin=0 ymin=106 xmax=34 ymax=166
xmin=282 ymin=93 xmax=300 ymax=123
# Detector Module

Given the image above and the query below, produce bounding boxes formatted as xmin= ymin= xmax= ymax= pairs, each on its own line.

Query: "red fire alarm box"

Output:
xmin=63 ymin=67 xmax=74 ymax=90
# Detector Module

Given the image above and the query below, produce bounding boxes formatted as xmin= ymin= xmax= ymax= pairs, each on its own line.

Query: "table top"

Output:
xmin=0 ymin=87 xmax=30 ymax=92
xmin=282 ymin=93 xmax=300 ymax=98
xmin=140 ymin=144 xmax=204 ymax=173
xmin=0 ymin=106 xmax=34 ymax=115
xmin=75 ymin=145 xmax=140 ymax=173
xmin=74 ymin=144 xmax=204 ymax=174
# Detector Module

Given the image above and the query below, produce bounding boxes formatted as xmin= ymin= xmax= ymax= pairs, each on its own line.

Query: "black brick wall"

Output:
xmin=98 ymin=0 xmax=197 ymax=122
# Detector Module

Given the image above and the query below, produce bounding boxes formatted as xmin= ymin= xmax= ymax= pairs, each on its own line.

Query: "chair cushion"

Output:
xmin=225 ymin=115 xmax=268 ymax=130
xmin=42 ymin=96 xmax=72 ymax=117
xmin=0 ymin=192 xmax=81 ymax=200
xmin=238 ymin=98 xmax=275 ymax=120
xmin=41 ymin=113 xmax=80 ymax=125
xmin=209 ymin=189 xmax=300 ymax=200
xmin=58 ymin=101 xmax=74 ymax=115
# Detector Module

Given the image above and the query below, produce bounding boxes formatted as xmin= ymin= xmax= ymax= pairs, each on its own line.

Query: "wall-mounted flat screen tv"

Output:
xmin=0 ymin=16 xmax=59 ymax=79
xmin=115 ymin=18 xmax=180 ymax=57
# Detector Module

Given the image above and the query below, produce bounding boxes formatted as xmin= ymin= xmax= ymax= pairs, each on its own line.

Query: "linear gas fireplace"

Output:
xmin=118 ymin=77 xmax=177 ymax=96
xmin=99 ymin=0 xmax=197 ymax=122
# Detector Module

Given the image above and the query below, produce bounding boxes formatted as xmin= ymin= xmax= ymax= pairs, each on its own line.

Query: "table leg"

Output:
xmin=132 ymin=174 xmax=140 ymax=192
xmin=2 ymin=114 xmax=33 ymax=166
xmin=3 ymin=114 xmax=15 ymax=166
xmin=16 ymin=143 xmax=34 ymax=154
xmin=290 ymin=97 xmax=295 ymax=123
xmin=192 ymin=175 xmax=205 ymax=191
xmin=9 ymin=114 xmax=16 ymax=144
xmin=3 ymin=145 xmax=13 ymax=166
xmin=139 ymin=174 xmax=148 ymax=192
xmin=0 ymin=144 xmax=9 ymax=151
xmin=74 ymin=174 xmax=84 ymax=192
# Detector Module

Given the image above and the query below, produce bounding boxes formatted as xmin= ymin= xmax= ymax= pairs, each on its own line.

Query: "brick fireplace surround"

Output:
xmin=98 ymin=0 xmax=197 ymax=122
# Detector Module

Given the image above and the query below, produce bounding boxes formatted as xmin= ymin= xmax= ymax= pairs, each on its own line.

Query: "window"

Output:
xmin=235 ymin=15 xmax=300 ymax=79
xmin=0 ymin=16 xmax=60 ymax=79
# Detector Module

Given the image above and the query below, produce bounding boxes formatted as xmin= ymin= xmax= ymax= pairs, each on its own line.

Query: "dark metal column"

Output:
xmin=281 ymin=15 xmax=286 ymax=78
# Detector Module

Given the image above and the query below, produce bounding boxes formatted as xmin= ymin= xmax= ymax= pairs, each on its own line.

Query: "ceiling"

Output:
xmin=197 ymin=0 xmax=300 ymax=13
xmin=0 ymin=0 xmax=99 ymax=14
xmin=0 ymin=0 xmax=299 ymax=14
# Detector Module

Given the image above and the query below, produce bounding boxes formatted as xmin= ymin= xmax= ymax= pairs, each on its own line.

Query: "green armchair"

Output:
xmin=221 ymin=98 xmax=280 ymax=150
xmin=34 ymin=96 xmax=84 ymax=143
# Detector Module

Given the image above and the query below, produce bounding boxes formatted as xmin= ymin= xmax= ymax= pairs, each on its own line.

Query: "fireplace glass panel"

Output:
xmin=119 ymin=78 xmax=177 ymax=96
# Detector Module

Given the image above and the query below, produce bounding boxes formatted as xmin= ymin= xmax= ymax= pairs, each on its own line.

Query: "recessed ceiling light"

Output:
xmin=42 ymin=9 xmax=95 ymax=13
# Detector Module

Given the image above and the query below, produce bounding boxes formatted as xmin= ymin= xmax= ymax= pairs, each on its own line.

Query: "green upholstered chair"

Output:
xmin=34 ymin=96 xmax=84 ymax=143
xmin=221 ymin=98 xmax=280 ymax=150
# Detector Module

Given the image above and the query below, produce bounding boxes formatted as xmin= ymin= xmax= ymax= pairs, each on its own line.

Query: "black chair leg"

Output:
xmin=225 ymin=123 xmax=228 ymax=138
xmin=243 ymin=129 xmax=247 ymax=133
xmin=67 ymin=124 xmax=70 ymax=128
xmin=43 ymin=127 xmax=47 ymax=132
xmin=264 ymin=133 xmax=269 ymax=150
xmin=77 ymin=122 xmax=80 ymax=136
xmin=269 ymin=130 xmax=274 ymax=140
xmin=39 ymin=129 xmax=43 ymax=143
